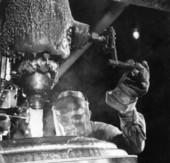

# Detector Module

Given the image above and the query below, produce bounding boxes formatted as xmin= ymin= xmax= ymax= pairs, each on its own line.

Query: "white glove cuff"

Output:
xmin=106 ymin=87 xmax=138 ymax=113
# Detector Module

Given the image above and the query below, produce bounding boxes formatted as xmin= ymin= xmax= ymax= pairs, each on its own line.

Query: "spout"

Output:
xmin=22 ymin=72 xmax=52 ymax=110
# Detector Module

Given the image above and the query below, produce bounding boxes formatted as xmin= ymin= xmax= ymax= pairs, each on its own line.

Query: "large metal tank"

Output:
xmin=0 ymin=0 xmax=73 ymax=58
xmin=0 ymin=0 xmax=90 ymax=110
xmin=0 ymin=136 xmax=137 ymax=163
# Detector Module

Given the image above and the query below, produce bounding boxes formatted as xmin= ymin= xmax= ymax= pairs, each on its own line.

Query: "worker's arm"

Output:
xmin=105 ymin=60 xmax=149 ymax=154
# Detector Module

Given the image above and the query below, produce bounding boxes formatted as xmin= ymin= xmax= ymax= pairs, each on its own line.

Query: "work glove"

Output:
xmin=118 ymin=59 xmax=150 ymax=99
xmin=106 ymin=59 xmax=150 ymax=113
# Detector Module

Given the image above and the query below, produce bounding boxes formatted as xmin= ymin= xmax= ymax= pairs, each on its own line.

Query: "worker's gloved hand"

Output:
xmin=119 ymin=59 xmax=150 ymax=99
xmin=106 ymin=59 xmax=150 ymax=113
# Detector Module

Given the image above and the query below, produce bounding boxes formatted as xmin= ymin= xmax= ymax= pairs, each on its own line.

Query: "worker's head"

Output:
xmin=52 ymin=90 xmax=92 ymax=137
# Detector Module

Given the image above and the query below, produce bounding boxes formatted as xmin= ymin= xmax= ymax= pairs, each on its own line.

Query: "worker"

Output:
xmin=51 ymin=60 xmax=150 ymax=154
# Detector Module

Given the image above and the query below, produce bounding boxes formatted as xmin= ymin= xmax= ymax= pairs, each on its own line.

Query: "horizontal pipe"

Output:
xmin=111 ymin=0 xmax=170 ymax=12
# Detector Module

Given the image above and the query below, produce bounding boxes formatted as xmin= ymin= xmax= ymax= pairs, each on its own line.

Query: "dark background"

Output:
xmin=54 ymin=0 xmax=170 ymax=163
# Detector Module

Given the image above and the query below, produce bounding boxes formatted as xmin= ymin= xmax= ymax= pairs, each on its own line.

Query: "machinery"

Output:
xmin=0 ymin=0 xmax=121 ymax=140
xmin=0 ymin=136 xmax=137 ymax=163
xmin=1 ymin=0 xmax=165 ymax=162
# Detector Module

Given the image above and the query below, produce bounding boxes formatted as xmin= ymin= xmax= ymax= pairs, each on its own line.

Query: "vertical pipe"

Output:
xmin=5 ymin=57 xmax=11 ymax=81
xmin=1 ymin=57 xmax=6 ymax=79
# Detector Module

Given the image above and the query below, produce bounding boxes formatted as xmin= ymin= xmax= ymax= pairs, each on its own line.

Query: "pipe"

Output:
xmin=111 ymin=0 xmax=170 ymax=12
